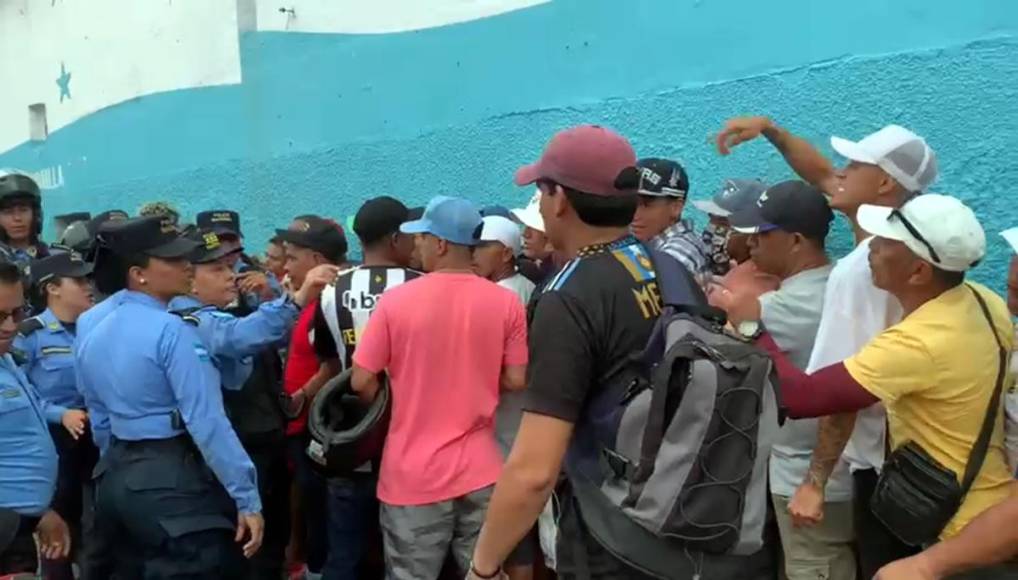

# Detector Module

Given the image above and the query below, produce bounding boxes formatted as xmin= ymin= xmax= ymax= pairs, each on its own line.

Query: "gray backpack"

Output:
xmin=564 ymin=250 xmax=782 ymax=567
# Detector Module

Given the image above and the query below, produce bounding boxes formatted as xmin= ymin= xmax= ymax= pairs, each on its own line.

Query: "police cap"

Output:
xmin=31 ymin=252 xmax=93 ymax=288
xmin=187 ymin=228 xmax=240 ymax=264
xmin=90 ymin=210 xmax=128 ymax=229
xmin=99 ymin=216 xmax=198 ymax=259
xmin=196 ymin=210 xmax=242 ymax=239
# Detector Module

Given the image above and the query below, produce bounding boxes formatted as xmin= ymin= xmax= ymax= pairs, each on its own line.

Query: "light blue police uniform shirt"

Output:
xmin=74 ymin=290 xmax=261 ymax=514
xmin=14 ymin=308 xmax=80 ymax=417
xmin=167 ymin=294 xmax=299 ymax=390
xmin=0 ymin=354 xmax=59 ymax=516
xmin=75 ymin=290 xmax=128 ymax=454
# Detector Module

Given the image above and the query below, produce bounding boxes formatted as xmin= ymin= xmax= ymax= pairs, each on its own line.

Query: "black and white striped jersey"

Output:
xmin=313 ymin=265 xmax=422 ymax=370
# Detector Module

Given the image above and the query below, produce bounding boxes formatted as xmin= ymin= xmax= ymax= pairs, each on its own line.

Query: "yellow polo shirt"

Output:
xmin=844 ymin=282 xmax=1016 ymax=539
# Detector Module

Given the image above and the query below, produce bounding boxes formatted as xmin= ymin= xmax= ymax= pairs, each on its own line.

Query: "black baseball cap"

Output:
xmin=187 ymin=228 xmax=241 ymax=264
xmin=31 ymin=252 xmax=93 ymax=287
xmin=636 ymin=158 xmax=690 ymax=199
xmin=89 ymin=210 xmax=128 ymax=232
xmin=353 ymin=197 xmax=409 ymax=244
xmin=275 ymin=215 xmax=348 ymax=261
xmin=730 ymin=180 xmax=834 ymax=241
xmin=98 ymin=216 xmax=199 ymax=259
xmin=405 ymin=207 xmax=424 ymax=222
xmin=196 ymin=210 xmax=242 ymax=238
xmin=481 ymin=205 xmax=512 ymax=219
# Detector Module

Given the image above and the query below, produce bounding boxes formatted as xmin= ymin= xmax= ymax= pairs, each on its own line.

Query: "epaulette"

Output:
xmin=16 ymin=317 xmax=44 ymax=338
xmin=10 ymin=348 xmax=28 ymax=366
xmin=171 ymin=307 xmax=203 ymax=327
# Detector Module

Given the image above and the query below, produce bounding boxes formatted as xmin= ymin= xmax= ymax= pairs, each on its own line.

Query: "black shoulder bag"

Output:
xmin=870 ymin=285 xmax=1008 ymax=547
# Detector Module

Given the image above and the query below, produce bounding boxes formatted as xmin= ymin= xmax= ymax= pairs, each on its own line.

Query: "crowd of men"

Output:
xmin=0 ymin=114 xmax=1016 ymax=580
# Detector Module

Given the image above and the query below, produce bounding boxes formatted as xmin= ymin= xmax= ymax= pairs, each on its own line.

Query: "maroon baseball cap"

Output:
xmin=514 ymin=125 xmax=638 ymax=196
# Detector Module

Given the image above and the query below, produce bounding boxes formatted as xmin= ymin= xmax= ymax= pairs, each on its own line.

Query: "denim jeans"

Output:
xmin=288 ymin=434 xmax=329 ymax=574
xmin=323 ymin=476 xmax=377 ymax=580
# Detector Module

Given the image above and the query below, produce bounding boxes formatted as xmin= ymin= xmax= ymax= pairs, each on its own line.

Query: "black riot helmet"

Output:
xmin=0 ymin=171 xmax=43 ymax=238
xmin=306 ymin=369 xmax=391 ymax=477
xmin=53 ymin=220 xmax=93 ymax=255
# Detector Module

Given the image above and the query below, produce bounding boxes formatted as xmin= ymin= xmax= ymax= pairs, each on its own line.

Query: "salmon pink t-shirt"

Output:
xmin=353 ymin=272 xmax=528 ymax=506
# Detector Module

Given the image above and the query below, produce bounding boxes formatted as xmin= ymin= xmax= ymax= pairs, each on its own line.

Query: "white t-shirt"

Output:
xmin=494 ymin=272 xmax=537 ymax=456
xmin=806 ymin=238 xmax=904 ymax=473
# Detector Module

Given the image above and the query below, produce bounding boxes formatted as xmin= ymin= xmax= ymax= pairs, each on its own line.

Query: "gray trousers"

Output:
xmin=380 ymin=485 xmax=494 ymax=580
xmin=772 ymin=494 xmax=856 ymax=580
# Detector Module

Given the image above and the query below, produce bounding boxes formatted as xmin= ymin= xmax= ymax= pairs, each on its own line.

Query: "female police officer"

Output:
xmin=13 ymin=252 xmax=95 ymax=579
xmin=74 ymin=216 xmax=263 ymax=579
xmin=168 ymin=227 xmax=336 ymax=580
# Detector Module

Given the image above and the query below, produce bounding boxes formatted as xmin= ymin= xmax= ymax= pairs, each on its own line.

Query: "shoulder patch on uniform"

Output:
xmin=17 ymin=317 xmax=44 ymax=337
xmin=40 ymin=346 xmax=72 ymax=356
xmin=171 ymin=307 xmax=203 ymax=327
xmin=10 ymin=349 xmax=28 ymax=366
xmin=193 ymin=342 xmax=211 ymax=362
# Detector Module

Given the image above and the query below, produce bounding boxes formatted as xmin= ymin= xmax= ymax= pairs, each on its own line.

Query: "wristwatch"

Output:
xmin=737 ymin=320 xmax=764 ymax=340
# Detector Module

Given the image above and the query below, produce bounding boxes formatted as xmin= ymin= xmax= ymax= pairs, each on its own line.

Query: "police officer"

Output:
xmin=13 ymin=252 xmax=96 ymax=579
xmin=0 ymin=259 xmax=71 ymax=574
xmin=75 ymin=216 xmax=263 ymax=579
xmin=196 ymin=210 xmax=282 ymax=311
xmin=168 ymin=228 xmax=337 ymax=579
xmin=0 ymin=171 xmax=50 ymax=271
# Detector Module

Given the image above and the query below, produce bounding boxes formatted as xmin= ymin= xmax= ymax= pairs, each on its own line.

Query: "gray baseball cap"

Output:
xmin=692 ymin=179 xmax=768 ymax=218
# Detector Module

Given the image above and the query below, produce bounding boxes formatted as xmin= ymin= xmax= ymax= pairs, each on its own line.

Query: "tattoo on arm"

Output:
xmin=806 ymin=412 xmax=857 ymax=487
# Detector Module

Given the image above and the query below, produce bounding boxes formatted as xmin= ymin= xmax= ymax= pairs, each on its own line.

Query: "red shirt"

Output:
xmin=284 ymin=300 xmax=320 ymax=436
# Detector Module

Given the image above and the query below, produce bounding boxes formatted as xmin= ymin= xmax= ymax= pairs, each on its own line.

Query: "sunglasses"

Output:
xmin=0 ymin=306 xmax=30 ymax=328
xmin=889 ymin=209 xmax=941 ymax=265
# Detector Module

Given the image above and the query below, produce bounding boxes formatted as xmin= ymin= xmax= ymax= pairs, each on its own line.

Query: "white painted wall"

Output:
xmin=255 ymin=0 xmax=550 ymax=34
xmin=0 ymin=0 xmax=243 ymax=154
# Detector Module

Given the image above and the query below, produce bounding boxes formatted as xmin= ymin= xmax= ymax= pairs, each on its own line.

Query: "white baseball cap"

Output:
xmin=479 ymin=216 xmax=522 ymax=255
xmin=510 ymin=189 xmax=544 ymax=233
xmin=830 ymin=125 xmax=938 ymax=193
xmin=856 ymin=194 xmax=985 ymax=272
xmin=1002 ymin=228 xmax=1018 ymax=255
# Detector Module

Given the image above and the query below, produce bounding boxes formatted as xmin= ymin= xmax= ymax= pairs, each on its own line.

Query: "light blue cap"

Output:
xmin=399 ymin=195 xmax=483 ymax=246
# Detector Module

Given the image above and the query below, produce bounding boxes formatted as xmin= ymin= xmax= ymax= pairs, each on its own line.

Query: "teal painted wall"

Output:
xmin=2 ymin=0 xmax=1017 ymax=287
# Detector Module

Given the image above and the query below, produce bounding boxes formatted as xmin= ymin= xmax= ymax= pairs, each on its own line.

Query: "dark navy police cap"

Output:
xmin=98 ymin=216 xmax=199 ymax=259
xmin=187 ymin=228 xmax=241 ymax=264
xmin=31 ymin=252 xmax=93 ymax=287
xmin=196 ymin=210 xmax=242 ymax=238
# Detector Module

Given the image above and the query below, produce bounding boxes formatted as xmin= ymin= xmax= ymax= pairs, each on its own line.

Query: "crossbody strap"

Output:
xmin=960 ymin=284 xmax=1008 ymax=494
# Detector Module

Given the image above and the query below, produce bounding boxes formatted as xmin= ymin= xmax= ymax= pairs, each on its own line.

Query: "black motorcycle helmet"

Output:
xmin=306 ymin=369 xmax=391 ymax=476
xmin=0 ymin=171 xmax=43 ymax=239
